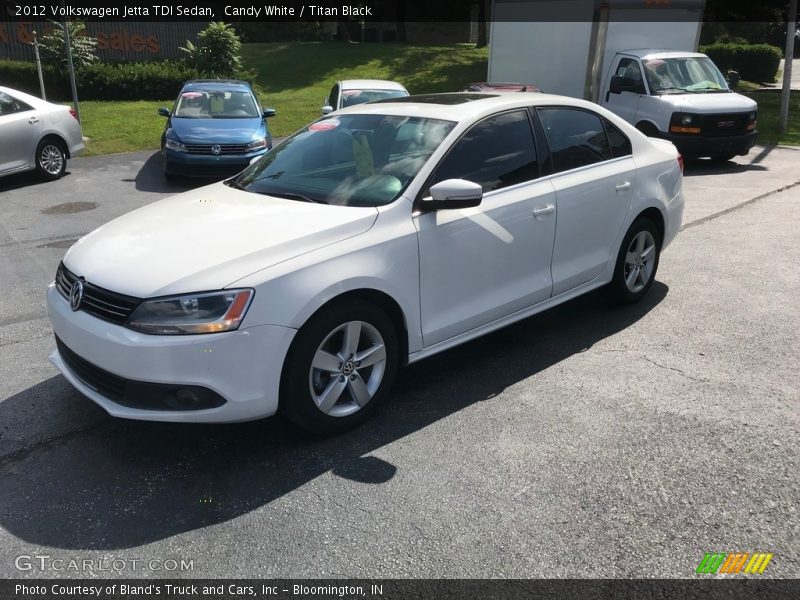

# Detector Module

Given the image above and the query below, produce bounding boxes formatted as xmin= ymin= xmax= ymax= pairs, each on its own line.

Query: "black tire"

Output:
xmin=280 ymin=299 xmax=399 ymax=435
xmin=607 ymin=217 xmax=662 ymax=304
xmin=35 ymin=138 xmax=67 ymax=181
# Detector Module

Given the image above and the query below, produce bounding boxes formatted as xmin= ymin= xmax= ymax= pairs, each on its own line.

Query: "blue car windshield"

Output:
xmin=173 ymin=90 xmax=260 ymax=118
xmin=230 ymin=114 xmax=455 ymax=207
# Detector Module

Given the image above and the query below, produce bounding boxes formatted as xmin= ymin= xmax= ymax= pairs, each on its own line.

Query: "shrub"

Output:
xmin=700 ymin=43 xmax=783 ymax=83
xmin=38 ymin=21 xmax=98 ymax=69
xmin=180 ymin=22 xmax=243 ymax=77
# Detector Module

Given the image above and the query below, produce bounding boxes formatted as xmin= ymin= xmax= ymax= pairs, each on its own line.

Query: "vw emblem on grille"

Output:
xmin=211 ymin=144 xmax=221 ymax=155
xmin=69 ymin=279 xmax=85 ymax=311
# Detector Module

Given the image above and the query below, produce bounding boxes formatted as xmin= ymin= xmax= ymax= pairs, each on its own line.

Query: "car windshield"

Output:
xmin=229 ymin=114 xmax=455 ymax=207
xmin=173 ymin=89 xmax=259 ymax=118
xmin=341 ymin=89 xmax=408 ymax=108
xmin=643 ymin=57 xmax=730 ymax=94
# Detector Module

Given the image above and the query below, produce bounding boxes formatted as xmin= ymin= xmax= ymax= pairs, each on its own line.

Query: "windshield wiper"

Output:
xmin=267 ymin=191 xmax=329 ymax=204
xmin=224 ymin=179 xmax=247 ymax=190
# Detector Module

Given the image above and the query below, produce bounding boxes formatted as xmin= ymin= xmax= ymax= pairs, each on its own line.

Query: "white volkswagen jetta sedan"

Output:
xmin=47 ymin=93 xmax=683 ymax=434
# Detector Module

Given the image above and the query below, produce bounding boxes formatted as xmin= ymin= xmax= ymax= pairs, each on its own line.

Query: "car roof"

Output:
xmin=340 ymin=79 xmax=408 ymax=91
xmin=620 ymin=49 xmax=708 ymax=60
xmin=334 ymin=92 xmax=611 ymax=123
xmin=183 ymin=79 xmax=252 ymax=91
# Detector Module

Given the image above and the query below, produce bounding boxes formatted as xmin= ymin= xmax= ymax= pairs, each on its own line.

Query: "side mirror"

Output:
xmin=321 ymin=105 xmax=334 ymax=115
xmin=609 ymin=76 xmax=624 ymax=95
xmin=262 ymin=108 xmax=276 ymax=118
xmin=425 ymin=179 xmax=483 ymax=210
xmin=158 ymin=107 xmax=171 ymax=117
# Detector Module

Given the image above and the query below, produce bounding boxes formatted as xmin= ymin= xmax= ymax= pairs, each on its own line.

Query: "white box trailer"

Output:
xmin=488 ymin=0 xmax=759 ymax=159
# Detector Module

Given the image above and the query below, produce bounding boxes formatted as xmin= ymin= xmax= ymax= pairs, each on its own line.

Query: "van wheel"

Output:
xmin=35 ymin=138 xmax=66 ymax=180
xmin=608 ymin=217 xmax=662 ymax=303
xmin=636 ymin=123 xmax=659 ymax=138
xmin=280 ymin=299 xmax=399 ymax=435
xmin=710 ymin=154 xmax=736 ymax=163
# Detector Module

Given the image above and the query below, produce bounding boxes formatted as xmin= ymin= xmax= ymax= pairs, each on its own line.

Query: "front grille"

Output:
xmin=699 ymin=113 xmax=750 ymax=137
xmin=56 ymin=336 xmax=126 ymax=402
xmin=184 ymin=143 xmax=250 ymax=155
xmin=55 ymin=262 xmax=142 ymax=325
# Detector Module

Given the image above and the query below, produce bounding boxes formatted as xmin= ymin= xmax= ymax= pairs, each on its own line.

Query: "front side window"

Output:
xmin=231 ymin=114 xmax=455 ymax=207
xmin=328 ymin=84 xmax=340 ymax=109
xmin=643 ymin=57 xmax=730 ymax=94
xmin=173 ymin=89 xmax=260 ymax=118
xmin=428 ymin=110 xmax=539 ymax=194
xmin=614 ymin=58 xmax=646 ymax=94
xmin=537 ymin=108 xmax=612 ymax=173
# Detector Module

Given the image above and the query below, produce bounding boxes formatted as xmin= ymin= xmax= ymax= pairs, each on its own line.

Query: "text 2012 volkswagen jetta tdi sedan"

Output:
xmin=48 ymin=93 xmax=684 ymax=434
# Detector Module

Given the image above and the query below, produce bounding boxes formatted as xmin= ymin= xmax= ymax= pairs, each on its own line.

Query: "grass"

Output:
xmin=742 ymin=90 xmax=800 ymax=146
xmin=79 ymin=42 xmax=489 ymax=156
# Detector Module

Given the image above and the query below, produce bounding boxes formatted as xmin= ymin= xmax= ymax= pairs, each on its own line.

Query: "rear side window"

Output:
xmin=537 ymin=108 xmax=612 ymax=173
xmin=428 ymin=110 xmax=539 ymax=193
xmin=604 ymin=118 xmax=632 ymax=158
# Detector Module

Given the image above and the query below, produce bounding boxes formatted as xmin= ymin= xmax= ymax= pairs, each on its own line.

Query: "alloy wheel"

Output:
xmin=624 ymin=230 xmax=656 ymax=293
xmin=39 ymin=144 xmax=64 ymax=176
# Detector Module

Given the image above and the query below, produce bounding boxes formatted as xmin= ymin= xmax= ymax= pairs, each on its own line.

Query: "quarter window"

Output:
xmin=0 ymin=92 xmax=31 ymax=116
xmin=537 ymin=108 xmax=612 ymax=173
xmin=428 ymin=110 xmax=539 ymax=194
xmin=603 ymin=118 xmax=632 ymax=158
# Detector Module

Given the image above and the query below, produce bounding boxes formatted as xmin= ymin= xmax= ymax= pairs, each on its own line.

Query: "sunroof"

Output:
xmin=374 ymin=93 xmax=498 ymax=105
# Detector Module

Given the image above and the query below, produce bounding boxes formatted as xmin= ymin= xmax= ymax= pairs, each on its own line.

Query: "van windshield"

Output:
xmin=643 ymin=57 xmax=730 ymax=94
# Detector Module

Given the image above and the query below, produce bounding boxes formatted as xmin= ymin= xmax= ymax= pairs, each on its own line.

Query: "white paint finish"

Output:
xmin=0 ymin=86 xmax=84 ymax=177
xmin=50 ymin=94 xmax=684 ymax=422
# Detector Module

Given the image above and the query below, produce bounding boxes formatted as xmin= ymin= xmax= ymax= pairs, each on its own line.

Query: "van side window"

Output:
xmin=537 ymin=108 xmax=612 ymax=173
xmin=603 ymin=118 xmax=632 ymax=158
xmin=428 ymin=110 xmax=539 ymax=193
xmin=614 ymin=58 xmax=646 ymax=94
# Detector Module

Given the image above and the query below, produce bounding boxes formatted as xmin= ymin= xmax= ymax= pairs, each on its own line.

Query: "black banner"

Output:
xmin=0 ymin=0 xmax=798 ymax=23
xmin=3 ymin=580 xmax=800 ymax=600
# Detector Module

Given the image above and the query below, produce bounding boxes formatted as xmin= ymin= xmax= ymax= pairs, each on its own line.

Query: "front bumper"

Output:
xmin=665 ymin=130 xmax=757 ymax=158
xmin=46 ymin=284 xmax=295 ymax=423
xmin=162 ymin=147 xmax=268 ymax=178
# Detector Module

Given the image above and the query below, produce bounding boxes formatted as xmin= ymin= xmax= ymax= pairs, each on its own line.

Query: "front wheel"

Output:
xmin=35 ymin=139 xmax=66 ymax=180
xmin=608 ymin=217 xmax=662 ymax=303
xmin=280 ymin=300 xmax=399 ymax=435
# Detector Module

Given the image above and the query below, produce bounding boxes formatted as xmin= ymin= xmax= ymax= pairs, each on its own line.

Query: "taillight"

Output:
xmin=68 ymin=108 xmax=78 ymax=121
xmin=677 ymin=154 xmax=684 ymax=174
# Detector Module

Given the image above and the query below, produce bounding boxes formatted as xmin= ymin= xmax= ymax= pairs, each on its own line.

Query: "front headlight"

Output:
xmin=680 ymin=114 xmax=694 ymax=125
xmin=165 ymin=138 xmax=186 ymax=152
xmin=127 ymin=289 xmax=254 ymax=335
xmin=246 ymin=138 xmax=267 ymax=151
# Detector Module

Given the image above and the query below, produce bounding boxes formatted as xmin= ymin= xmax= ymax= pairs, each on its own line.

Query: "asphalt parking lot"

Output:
xmin=0 ymin=146 xmax=798 ymax=578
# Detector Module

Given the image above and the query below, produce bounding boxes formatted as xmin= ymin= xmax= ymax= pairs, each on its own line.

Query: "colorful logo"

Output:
xmin=696 ymin=552 xmax=773 ymax=575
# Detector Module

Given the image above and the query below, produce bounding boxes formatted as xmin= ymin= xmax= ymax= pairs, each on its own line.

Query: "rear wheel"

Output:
xmin=35 ymin=138 xmax=66 ymax=180
xmin=608 ymin=217 xmax=662 ymax=303
xmin=280 ymin=299 xmax=399 ymax=435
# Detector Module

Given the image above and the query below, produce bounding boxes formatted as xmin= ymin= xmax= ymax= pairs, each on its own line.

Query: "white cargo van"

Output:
xmin=488 ymin=0 xmax=758 ymax=160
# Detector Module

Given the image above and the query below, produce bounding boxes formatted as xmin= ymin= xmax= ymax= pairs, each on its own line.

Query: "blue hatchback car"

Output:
xmin=159 ymin=79 xmax=276 ymax=179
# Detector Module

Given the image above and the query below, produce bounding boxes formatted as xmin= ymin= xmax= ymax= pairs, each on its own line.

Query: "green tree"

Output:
xmin=180 ymin=22 xmax=243 ymax=77
xmin=38 ymin=21 xmax=98 ymax=69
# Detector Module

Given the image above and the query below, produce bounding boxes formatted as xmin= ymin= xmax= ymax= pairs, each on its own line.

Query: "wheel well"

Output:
xmin=306 ymin=289 xmax=410 ymax=365
xmin=39 ymin=134 xmax=70 ymax=158
xmin=637 ymin=207 xmax=665 ymax=242
xmin=635 ymin=121 xmax=659 ymax=137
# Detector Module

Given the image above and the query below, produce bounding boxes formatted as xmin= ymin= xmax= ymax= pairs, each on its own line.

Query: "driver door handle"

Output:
xmin=28 ymin=117 xmax=40 ymax=124
xmin=615 ymin=181 xmax=632 ymax=193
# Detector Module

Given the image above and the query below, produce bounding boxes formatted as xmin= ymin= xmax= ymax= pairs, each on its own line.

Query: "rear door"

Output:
xmin=0 ymin=91 xmax=40 ymax=174
xmin=535 ymin=107 xmax=635 ymax=295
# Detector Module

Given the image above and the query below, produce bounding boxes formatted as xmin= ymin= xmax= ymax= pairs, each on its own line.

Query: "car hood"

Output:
xmin=169 ymin=117 xmax=264 ymax=144
xmin=64 ymin=182 xmax=379 ymax=298
xmin=654 ymin=92 xmax=757 ymax=114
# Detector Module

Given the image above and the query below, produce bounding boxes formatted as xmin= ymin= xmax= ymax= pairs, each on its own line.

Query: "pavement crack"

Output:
xmin=681 ymin=180 xmax=800 ymax=231
xmin=637 ymin=355 xmax=708 ymax=382
xmin=0 ymin=420 xmax=108 ymax=467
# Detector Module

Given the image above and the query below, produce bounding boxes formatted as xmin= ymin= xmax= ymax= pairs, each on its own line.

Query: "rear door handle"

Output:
xmin=615 ymin=181 xmax=632 ymax=193
xmin=533 ymin=204 xmax=555 ymax=219
xmin=28 ymin=117 xmax=39 ymax=124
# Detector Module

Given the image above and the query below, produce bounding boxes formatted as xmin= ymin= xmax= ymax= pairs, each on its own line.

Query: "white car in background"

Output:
xmin=322 ymin=79 xmax=409 ymax=114
xmin=0 ymin=86 xmax=84 ymax=181
xmin=47 ymin=93 xmax=683 ymax=434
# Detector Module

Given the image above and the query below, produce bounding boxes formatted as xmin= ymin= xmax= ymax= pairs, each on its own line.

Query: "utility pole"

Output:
xmin=63 ymin=13 xmax=81 ymax=122
xmin=779 ymin=0 xmax=797 ymax=135
xmin=32 ymin=30 xmax=46 ymax=101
